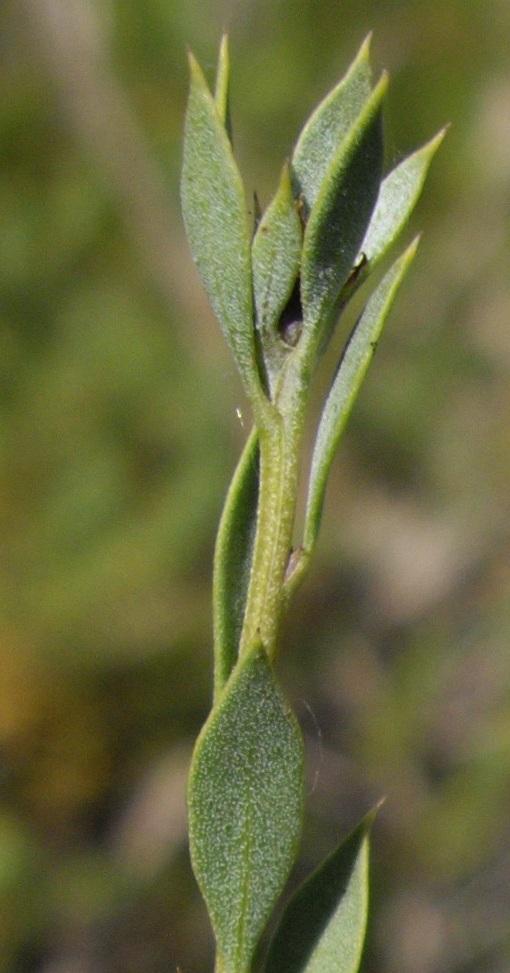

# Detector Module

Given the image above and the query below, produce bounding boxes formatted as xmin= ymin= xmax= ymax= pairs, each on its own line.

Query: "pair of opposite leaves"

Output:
xmin=181 ymin=34 xmax=444 ymax=412
xmin=182 ymin=34 xmax=444 ymax=973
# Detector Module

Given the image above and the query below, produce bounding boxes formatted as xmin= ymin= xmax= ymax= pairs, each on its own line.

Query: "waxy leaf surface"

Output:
xmin=188 ymin=645 xmax=304 ymax=973
xmin=303 ymin=238 xmax=419 ymax=553
xmin=265 ymin=812 xmax=376 ymax=973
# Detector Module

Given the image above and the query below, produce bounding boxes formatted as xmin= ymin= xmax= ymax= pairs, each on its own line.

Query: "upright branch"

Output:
xmin=181 ymin=35 xmax=444 ymax=973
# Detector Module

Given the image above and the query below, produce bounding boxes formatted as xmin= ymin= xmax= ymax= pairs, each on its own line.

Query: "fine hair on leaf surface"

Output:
xmin=181 ymin=33 xmax=444 ymax=973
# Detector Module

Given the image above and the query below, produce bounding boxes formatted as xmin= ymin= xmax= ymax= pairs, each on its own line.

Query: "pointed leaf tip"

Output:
xmin=374 ymin=67 xmax=389 ymax=99
xmin=265 ymin=807 xmax=381 ymax=973
xmin=407 ymin=232 xmax=422 ymax=259
xmin=362 ymin=30 xmax=373 ymax=53
xmin=181 ymin=48 xmax=262 ymax=403
xmin=430 ymin=124 xmax=449 ymax=148
xmin=215 ymin=34 xmax=230 ymax=125
xmin=347 ymin=31 xmax=372 ymax=74
xmin=187 ymin=48 xmax=203 ymax=80
xmin=299 ymin=70 xmax=387 ymax=352
xmin=360 ymin=125 xmax=446 ymax=270
xmin=292 ymin=34 xmax=375 ymax=210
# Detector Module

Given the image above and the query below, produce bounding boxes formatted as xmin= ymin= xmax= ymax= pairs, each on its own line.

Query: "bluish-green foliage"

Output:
xmin=3 ymin=3 xmax=510 ymax=972
xmin=182 ymin=37 xmax=441 ymax=973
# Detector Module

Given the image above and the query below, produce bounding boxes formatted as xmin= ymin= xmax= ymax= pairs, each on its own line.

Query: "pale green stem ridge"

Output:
xmin=238 ymin=416 xmax=302 ymax=660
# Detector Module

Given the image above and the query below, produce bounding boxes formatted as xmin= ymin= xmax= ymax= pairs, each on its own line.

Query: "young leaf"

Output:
xmin=303 ymin=238 xmax=419 ymax=554
xmin=188 ymin=644 xmax=304 ymax=973
xmin=264 ymin=809 xmax=378 ymax=973
xmin=300 ymin=74 xmax=387 ymax=356
xmin=215 ymin=34 xmax=231 ymax=134
xmin=213 ymin=429 xmax=259 ymax=699
xmin=360 ymin=128 xmax=447 ymax=269
xmin=292 ymin=35 xmax=373 ymax=210
xmin=252 ymin=164 xmax=302 ymax=389
xmin=181 ymin=53 xmax=261 ymax=402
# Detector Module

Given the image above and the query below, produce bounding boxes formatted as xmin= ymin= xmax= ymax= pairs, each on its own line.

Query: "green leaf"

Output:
xmin=215 ymin=34 xmax=231 ymax=134
xmin=264 ymin=809 xmax=378 ymax=973
xmin=252 ymin=164 xmax=303 ymax=390
xmin=212 ymin=429 xmax=259 ymax=699
xmin=181 ymin=52 xmax=261 ymax=402
xmin=292 ymin=35 xmax=373 ymax=210
xmin=360 ymin=128 xmax=447 ymax=269
xmin=300 ymin=74 xmax=387 ymax=357
xmin=303 ymin=238 xmax=419 ymax=553
xmin=189 ymin=645 xmax=304 ymax=973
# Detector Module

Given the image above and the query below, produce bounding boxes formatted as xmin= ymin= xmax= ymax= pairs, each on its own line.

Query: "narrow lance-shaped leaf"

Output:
xmin=215 ymin=34 xmax=232 ymax=135
xmin=188 ymin=644 xmax=304 ymax=973
xmin=252 ymin=163 xmax=302 ymax=391
xmin=264 ymin=808 xmax=378 ymax=973
xmin=359 ymin=128 xmax=447 ymax=269
xmin=299 ymin=74 xmax=387 ymax=358
xmin=181 ymin=53 xmax=262 ymax=402
xmin=303 ymin=237 xmax=419 ymax=554
xmin=212 ymin=428 xmax=259 ymax=699
xmin=292 ymin=34 xmax=373 ymax=210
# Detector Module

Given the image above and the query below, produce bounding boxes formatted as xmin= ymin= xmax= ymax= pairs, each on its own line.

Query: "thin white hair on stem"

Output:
xmin=300 ymin=697 xmax=324 ymax=795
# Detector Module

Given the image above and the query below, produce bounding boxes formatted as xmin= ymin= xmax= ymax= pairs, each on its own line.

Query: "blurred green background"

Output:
xmin=2 ymin=0 xmax=510 ymax=970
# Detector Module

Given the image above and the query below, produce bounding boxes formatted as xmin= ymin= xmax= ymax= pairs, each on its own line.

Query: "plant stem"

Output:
xmin=238 ymin=410 xmax=301 ymax=661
